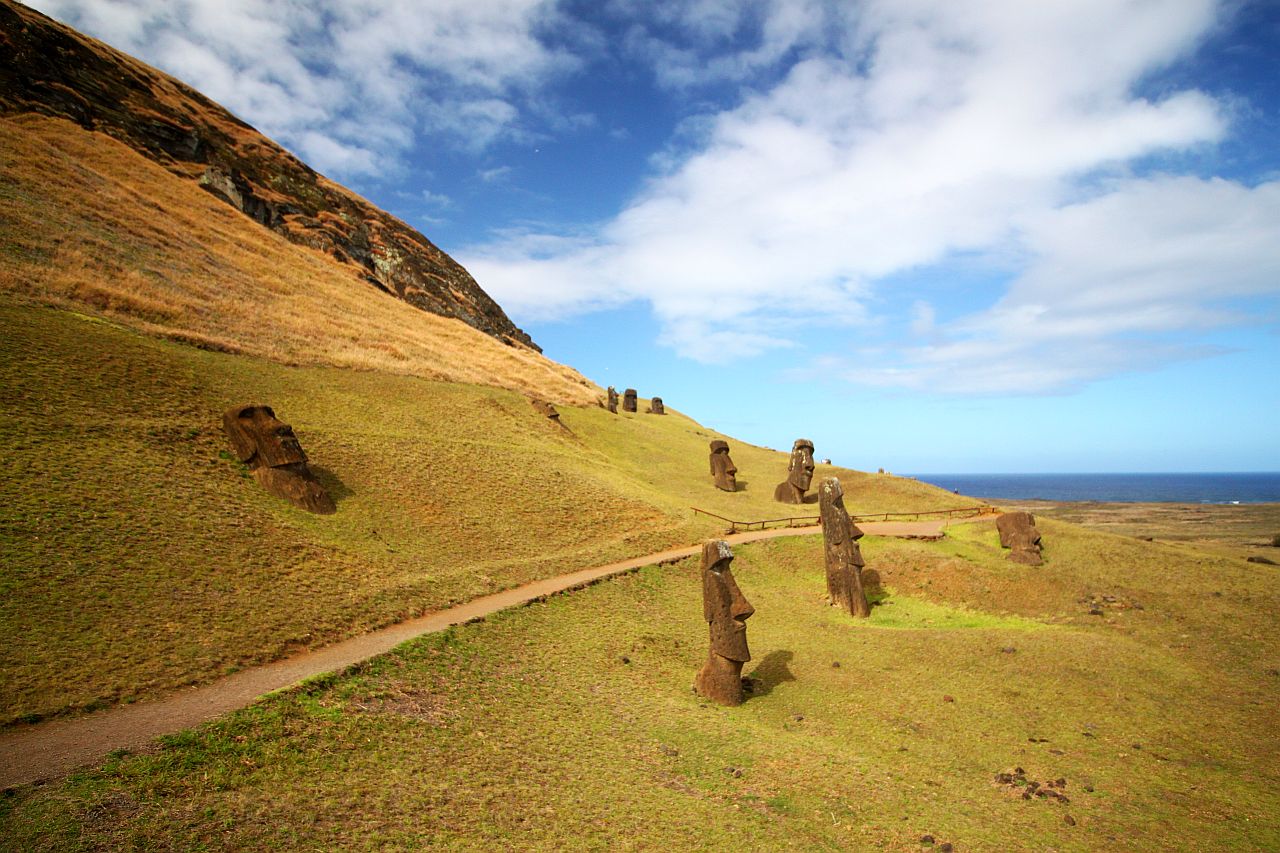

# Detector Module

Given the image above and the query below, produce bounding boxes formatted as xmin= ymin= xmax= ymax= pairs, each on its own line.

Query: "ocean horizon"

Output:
xmin=910 ymin=472 xmax=1280 ymax=504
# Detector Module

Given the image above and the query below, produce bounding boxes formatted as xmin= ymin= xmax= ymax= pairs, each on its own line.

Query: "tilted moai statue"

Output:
xmin=606 ymin=386 xmax=619 ymax=413
xmin=530 ymin=398 xmax=568 ymax=429
xmin=222 ymin=404 xmax=335 ymax=514
xmin=709 ymin=440 xmax=737 ymax=492
xmin=694 ymin=540 xmax=755 ymax=706
xmin=773 ymin=438 xmax=816 ymax=504
xmin=623 ymin=388 xmax=638 ymax=412
xmin=648 ymin=396 xmax=665 ymax=415
xmin=997 ymin=511 xmax=1044 ymax=565
xmin=819 ymin=478 xmax=870 ymax=617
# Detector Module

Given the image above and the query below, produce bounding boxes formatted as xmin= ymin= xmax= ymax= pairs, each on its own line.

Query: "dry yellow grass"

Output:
xmin=0 ymin=113 xmax=599 ymax=405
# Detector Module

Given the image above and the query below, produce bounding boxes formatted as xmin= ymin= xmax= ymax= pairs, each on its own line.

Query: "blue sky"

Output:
xmin=33 ymin=0 xmax=1280 ymax=473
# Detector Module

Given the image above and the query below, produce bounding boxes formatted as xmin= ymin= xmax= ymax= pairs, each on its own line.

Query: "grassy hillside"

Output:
xmin=0 ymin=298 xmax=961 ymax=726
xmin=3 ymin=523 xmax=1276 ymax=850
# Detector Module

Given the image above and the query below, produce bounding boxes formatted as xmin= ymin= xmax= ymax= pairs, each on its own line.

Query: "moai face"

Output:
xmin=606 ymin=386 xmax=618 ymax=413
xmin=709 ymin=440 xmax=738 ymax=491
xmin=788 ymin=439 xmax=816 ymax=491
xmin=703 ymin=540 xmax=754 ymax=662
xmin=648 ymin=397 xmax=665 ymax=415
xmin=223 ymin=405 xmax=307 ymax=469
xmin=996 ymin=511 xmax=1044 ymax=565
xmin=623 ymin=388 xmax=638 ymax=412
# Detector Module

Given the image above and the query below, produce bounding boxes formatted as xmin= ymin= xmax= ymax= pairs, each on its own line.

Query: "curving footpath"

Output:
xmin=0 ymin=518 xmax=968 ymax=788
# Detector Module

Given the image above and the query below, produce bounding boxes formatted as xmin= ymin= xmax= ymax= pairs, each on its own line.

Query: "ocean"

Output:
xmin=910 ymin=472 xmax=1280 ymax=504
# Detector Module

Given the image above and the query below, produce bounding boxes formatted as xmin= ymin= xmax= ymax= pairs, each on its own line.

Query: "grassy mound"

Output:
xmin=3 ymin=525 xmax=1276 ymax=849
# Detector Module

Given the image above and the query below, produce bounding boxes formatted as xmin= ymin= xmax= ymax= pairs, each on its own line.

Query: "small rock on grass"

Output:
xmin=1064 ymin=814 xmax=1077 ymax=826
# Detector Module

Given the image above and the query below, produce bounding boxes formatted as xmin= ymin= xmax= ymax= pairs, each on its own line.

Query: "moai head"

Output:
xmin=702 ymin=540 xmax=753 ymax=662
xmin=222 ymin=404 xmax=334 ymax=514
xmin=648 ymin=397 xmax=665 ymax=415
xmin=709 ymin=440 xmax=737 ymax=491
xmin=774 ymin=438 xmax=816 ymax=503
xmin=819 ymin=478 xmax=870 ymax=616
xmin=818 ymin=477 xmax=865 ymax=564
xmin=996 ymin=511 xmax=1044 ymax=566
xmin=531 ymin=398 xmax=567 ymax=429
xmin=606 ymin=386 xmax=619 ymax=414
xmin=623 ymin=388 xmax=638 ymax=412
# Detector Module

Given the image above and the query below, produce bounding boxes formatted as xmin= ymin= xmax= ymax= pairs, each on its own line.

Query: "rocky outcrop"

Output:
xmin=0 ymin=0 xmax=538 ymax=350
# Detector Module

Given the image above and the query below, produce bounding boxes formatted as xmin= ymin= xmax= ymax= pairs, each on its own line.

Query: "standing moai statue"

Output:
xmin=819 ymin=478 xmax=870 ymax=617
xmin=606 ymin=386 xmax=618 ymax=413
xmin=648 ymin=396 xmax=665 ymax=415
xmin=623 ymin=388 xmax=638 ymax=412
xmin=709 ymin=440 xmax=738 ymax=492
xmin=997 ymin=511 xmax=1044 ymax=565
xmin=773 ymin=438 xmax=815 ymax=504
xmin=222 ymin=404 xmax=335 ymax=514
xmin=694 ymin=540 xmax=755 ymax=706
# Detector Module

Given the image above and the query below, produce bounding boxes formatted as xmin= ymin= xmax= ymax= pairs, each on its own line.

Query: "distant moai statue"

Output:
xmin=997 ymin=512 xmax=1044 ymax=565
xmin=606 ymin=386 xmax=618 ymax=413
xmin=709 ymin=440 xmax=738 ymax=492
xmin=773 ymin=438 xmax=815 ymax=504
xmin=222 ymin=404 xmax=335 ymax=514
xmin=648 ymin=397 xmax=665 ymax=415
xmin=819 ymin=478 xmax=870 ymax=617
xmin=694 ymin=540 xmax=754 ymax=706
xmin=530 ymin=398 xmax=568 ymax=430
xmin=623 ymin=388 xmax=638 ymax=412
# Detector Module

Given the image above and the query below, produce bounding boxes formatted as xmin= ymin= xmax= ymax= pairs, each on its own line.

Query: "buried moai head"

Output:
xmin=709 ymin=440 xmax=738 ymax=491
xmin=622 ymin=388 xmax=638 ymax=412
xmin=606 ymin=386 xmax=619 ymax=414
xmin=996 ymin=511 xmax=1043 ymax=565
xmin=222 ymin=404 xmax=335 ymax=514
xmin=530 ymin=398 xmax=568 ymax=429
xmin=819 ymin=478 xmax=870 ymax=617
xmin=695 ymin=540 xmax=754 ymax=705
xmin=648 ymin=396 xmax=665 ymax=415
xmin=773 ymin=438 xmax=816 ymax=503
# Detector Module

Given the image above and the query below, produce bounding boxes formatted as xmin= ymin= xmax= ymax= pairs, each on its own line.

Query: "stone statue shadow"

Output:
xmin=744 ymin=649 xmax=795 ymax=699
xmin=732 ymin=479 xmax=751 ymax=492
xmin=801 ymin=492 xmax=820 ymax=505
xmin=862 ymin=569 xmax=888 ymax=609
xmin=309 ymin=465 xmax=353 ymax=506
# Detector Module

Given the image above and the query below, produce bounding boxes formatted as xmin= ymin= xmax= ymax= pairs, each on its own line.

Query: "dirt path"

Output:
xmin=0 ymin=517 xmax=976 ymax=788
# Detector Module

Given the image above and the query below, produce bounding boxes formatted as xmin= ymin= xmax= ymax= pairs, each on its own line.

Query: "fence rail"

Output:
xmin=690 ymin=504 xmax=995 ymax=534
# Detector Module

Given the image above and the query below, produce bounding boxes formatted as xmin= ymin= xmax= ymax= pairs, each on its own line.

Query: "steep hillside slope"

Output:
xmin=0 ymin=299 xmax=963 ymax=726
xmin=0 ymin=0 xmax=536 ymax=348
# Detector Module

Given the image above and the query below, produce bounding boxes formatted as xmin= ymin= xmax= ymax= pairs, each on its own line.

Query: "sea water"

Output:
xmin=910 ymin=472 xmax=1280 ymax=504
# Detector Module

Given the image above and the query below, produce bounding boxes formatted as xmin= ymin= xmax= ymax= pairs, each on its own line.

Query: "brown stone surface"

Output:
xmin=623 ymin=388 xmax=638 ymax=413
xmin=647 ymin=396 xmax=665 ymax=415
xmin=694 ymin=540 xmax=754 ymax=706
xmin=222 ymin=404 xmax=335 ymax=514
xmin=530 ymin=398 xmax=568 ymax=430
xmin=819 ymin=478 xmax=871 ymax=617
xmin=606 ymin=386 xmax=618 ymax=413
xmin=0 ymin=0 xmax=538 ymax=350
xmin=709 ymin=440 xmax=738 ymax=492
xmin=774 ymin=438 xmax=815 ymax=504
xmin=997 ymin=511 xmax=1043 ymax=565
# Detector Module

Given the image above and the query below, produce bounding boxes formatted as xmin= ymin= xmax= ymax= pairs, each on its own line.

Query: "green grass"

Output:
xmin=3 ymin=526 xmax=1276 ymax=850
xmin=0 ymin=298 xmax=962 ymax=725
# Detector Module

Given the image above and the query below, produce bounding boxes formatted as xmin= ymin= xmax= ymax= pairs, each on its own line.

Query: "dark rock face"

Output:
xmin=709 ymin=440 xmax=737 ymax=492
xmin=819 ymin=478 xmax=870 ymax=617
xmin=622 ymin=389 xmax=638 ymax=413
xmin=647 ymin=397 xmax=665 ymax=415
xmin=222 ymin=404 xmax=334 ymax=514
xmin=0 ymin=0 xmax=538 ymax=351
xmin=774 ymin=438 xmax=815 ymax=504
xmin=606 ymin=386 xmax=618 ymax=414
xmin=694 ymin=540 xmax=754 ymax=706
xmin=997 ymin=511 xmax=1044 ymax=565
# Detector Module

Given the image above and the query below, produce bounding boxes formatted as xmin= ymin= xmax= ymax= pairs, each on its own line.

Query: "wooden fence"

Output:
xmin=690 ymin=504 xmax=995 ymax=534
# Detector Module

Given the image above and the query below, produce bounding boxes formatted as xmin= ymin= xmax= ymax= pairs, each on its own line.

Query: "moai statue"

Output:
xmin=222 ymin=404 xmax=335 ymax=514
xmin=997 ymin=511 xmax=1044 ymax=565
xmin=606 ymin=386 xmax=619 ymax=414
xmin=694 ymin=540 xmax=754 ymax=706
xmin=773 ymin=438 xmax=815 ymax=504
xmin=530 ymin=398 xmax=568 ymax=430
xmin=819 ymin=478 xmax=870 ymax=617
xmin=623 ymin=388 xmax=638 ymax=412
xmin=648 ymin=397 xmax=665 ymax=415
xmin=709 ymin=440 xmax=738 ymax=492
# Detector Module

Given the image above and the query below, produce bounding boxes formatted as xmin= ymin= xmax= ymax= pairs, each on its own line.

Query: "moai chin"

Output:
xmin=773 ymin=438 xmax=815 ymax=504
xmin=606 ymin=386 xmax=619 ymax=414
xmin=648 ymin=396 xmax=665 ymax=415
xmin=622 ymin=388 xmax=638 ymax=412
xmin=222 ymin=404 xmax=335 ymax=514
xmin=709 ymin=440 xmax=738 ymax=492
xmin=997 ymin=511 xmax=1044 ymax=565
xmin=819 ymin=478 xmax=870 ymax=617
xmin=694 ymin=540 xmax=754 ymax=706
